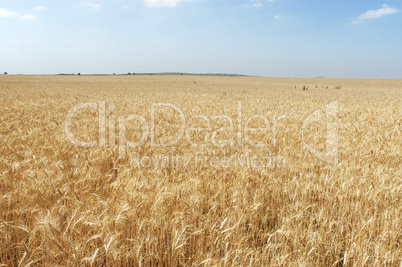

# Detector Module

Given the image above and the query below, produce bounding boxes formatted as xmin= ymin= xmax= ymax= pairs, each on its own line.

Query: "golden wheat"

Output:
xmin=0 ymin=75 xmax=400 ymax=266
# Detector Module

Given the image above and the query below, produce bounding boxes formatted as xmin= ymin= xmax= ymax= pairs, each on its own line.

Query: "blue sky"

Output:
xmin=0 ymin=0 xmax=401 ymax=78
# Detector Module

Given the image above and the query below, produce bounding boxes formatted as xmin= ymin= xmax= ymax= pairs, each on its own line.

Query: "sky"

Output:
xmin=0 ymin=0 xmax=401 ymax=78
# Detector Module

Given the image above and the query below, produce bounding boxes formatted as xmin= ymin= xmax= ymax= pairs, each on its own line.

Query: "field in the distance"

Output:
xmin=0 ymin=75 xmax=401 ymax=266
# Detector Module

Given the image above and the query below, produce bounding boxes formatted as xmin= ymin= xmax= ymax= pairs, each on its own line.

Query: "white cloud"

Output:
xmin=0 ymin=8 xmax=18 ymax=18
xmin=81 ymin=2 xmax=102 ymax=10
xmin=33 ymin=6 xmax=46 ymax=11
xmin=353 ymin=4 xmax=398 ymax=23
xmin=0 ymin=8 xmax=36 ymax=20
xmin=143 ymin=0 xmax=192 ymax=7
xmin=274 ymin=15 xmax=280 ymax=19
xmin=21 ymin=14 xmax=36 ymax=20
xmin=351 ymin=20 xmax=363 ymax=24
xmin=244 ymin=0 xmax=264 ymax=7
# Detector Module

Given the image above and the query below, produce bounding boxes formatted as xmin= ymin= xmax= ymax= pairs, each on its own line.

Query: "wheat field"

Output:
xmin=0 ymin=75 xmax=400 ymax=266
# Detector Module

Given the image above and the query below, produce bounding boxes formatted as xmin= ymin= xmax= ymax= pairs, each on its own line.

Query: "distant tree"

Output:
xmin=4 ymin=72 xmax=7 ymax=75
xmin=78 ymin=73 xmax=81 ymax=76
